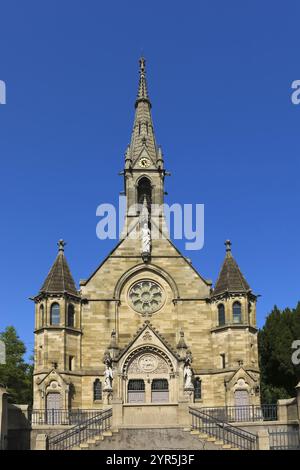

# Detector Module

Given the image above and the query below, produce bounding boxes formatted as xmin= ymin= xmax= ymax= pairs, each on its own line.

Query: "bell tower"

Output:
xmin=122 ymin=58 xmax=168 ymax=237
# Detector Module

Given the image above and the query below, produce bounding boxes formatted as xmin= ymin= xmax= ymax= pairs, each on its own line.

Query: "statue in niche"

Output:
xmin=141 ymin=221 xmax=151 ymax=253
xmin=103 ymin=350 xmax=113 ymax=390
xmin=140 ymin=195 xmax=151 ymax=255
xmin=183 ymin=349 xmax=194 ymax=390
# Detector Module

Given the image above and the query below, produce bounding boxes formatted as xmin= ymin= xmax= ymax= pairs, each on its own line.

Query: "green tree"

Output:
xmin=0 ymin=326 xmax=33 ymax=404
xmin=259 ymin=304 xmax=300 ymax=403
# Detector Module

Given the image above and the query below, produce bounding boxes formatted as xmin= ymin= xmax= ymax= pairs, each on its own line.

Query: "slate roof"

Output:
xmin=213 ymin=240 xmax=251 ymax=296
xmin=39 ymin=240 xmax=78 ymax=296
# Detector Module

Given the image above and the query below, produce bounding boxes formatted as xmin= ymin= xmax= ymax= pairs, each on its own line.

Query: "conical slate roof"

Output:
xmin=213 ymin=240 xmax=251 ymax=296
xmin=40 ymin=240 xmax=78 ymax=296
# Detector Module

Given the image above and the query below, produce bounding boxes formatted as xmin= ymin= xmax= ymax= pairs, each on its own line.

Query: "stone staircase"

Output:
xmin=72 ymin=427 xmax=237 ymax=450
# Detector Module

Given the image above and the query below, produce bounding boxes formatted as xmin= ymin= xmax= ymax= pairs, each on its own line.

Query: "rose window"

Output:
xmin=129 ymin=281 xmax=163 ymax=314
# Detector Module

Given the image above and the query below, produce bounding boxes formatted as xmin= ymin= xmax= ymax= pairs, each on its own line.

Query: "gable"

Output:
xmin=81 ymin=228 xmax=211 ymax=299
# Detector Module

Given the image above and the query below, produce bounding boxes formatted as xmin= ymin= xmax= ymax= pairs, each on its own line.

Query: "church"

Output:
xmin=32 ymin=58 xmax=260 ymax=428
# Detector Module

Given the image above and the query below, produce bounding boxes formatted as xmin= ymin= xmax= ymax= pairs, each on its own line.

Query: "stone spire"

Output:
xmin=213 ymin=240 xmax=251 ymax=297
xmin=136 ymin=57 xmax=151 ymax=106
xmin=127 ymin=57 xmax=159 ymax=166
xmin=39 ymin=240 xmax=78 ymax=296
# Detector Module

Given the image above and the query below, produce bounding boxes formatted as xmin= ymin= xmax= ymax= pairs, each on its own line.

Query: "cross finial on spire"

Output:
xmin=139 ymin=56 xmax=146 ymax=74
xmin=225 ymin=239 xmax=232 ymax=253
xmin=58 ymin=239 xmax=66 ymax=252
xmin=136 ymin=56 xmax=151 ymax=107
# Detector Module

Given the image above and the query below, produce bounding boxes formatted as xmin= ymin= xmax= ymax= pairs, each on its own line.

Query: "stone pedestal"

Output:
xmin=103 ymin=389 xmax=113 ymax=405
xmin=178 ymin=400 xmax=191 ymax=427
xmin=110 ymin=400 xmax=123 ymax=429
xmin=184 ymin=387 xmax=194 ymax=404
xmin=257 ymin=429 xmax=270 ymax=450
xmin=35 ymin=433 xmax=48 ymax=451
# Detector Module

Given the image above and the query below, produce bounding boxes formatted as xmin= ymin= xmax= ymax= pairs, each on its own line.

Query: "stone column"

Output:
xmin=145 ymin=378 xmax=152 ymax=403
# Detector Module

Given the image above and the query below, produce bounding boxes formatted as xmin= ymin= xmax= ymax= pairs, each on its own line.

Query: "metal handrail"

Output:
xmin=199 ymin=404 xmax=277 ymax=422
xmin=189 ymin=407 xmax=257 ymax=450
xmin=30 ymin=408 xmax=101 ymax=426
xmin=48 ymin=408 xmax=112 ymax=450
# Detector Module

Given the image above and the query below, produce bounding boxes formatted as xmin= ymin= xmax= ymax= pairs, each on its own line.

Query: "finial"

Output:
xmin=136 ymin=57 xmax=150 ymax=107
xmin=177 ymin=329 xmax=187 ymax=350
xmin=139 ymin=56 xmax=146 ymax=75
xmin=58 ymin=239 xmax=66 ymax=252
xmin=225 ymin=239 xmax=232 ymax=253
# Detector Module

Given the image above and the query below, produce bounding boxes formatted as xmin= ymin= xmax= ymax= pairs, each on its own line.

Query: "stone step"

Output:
xmin=198 ymin=433 xmax=209 ymax=439
xmin=79 ymin=442 xmax=89 ymax=449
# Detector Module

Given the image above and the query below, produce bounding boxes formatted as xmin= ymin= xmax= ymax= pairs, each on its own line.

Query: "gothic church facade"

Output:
xmin=32 ymin=59 xmax=260 ymax=427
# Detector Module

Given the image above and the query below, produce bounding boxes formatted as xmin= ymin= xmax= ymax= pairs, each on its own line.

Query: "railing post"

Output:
xmin=257 ymin=429 xmax=270 ymax=450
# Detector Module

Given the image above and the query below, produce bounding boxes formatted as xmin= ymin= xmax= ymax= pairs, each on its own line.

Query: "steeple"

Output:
xmin=39 ymin=239 xmax=78 ymax=296
xmin=122 ymin=58 xmax=167 ymax=225
xmin=136 ymin=57 xmax=151 ymax=106
xmin=213 ymin=240 xmax=251 ymax=297
xmin=126 ymin=57 xmax=161 ymax=167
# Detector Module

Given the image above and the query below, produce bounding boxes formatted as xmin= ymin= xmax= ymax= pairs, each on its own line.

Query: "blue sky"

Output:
xmin=0 ymin=1 xmax=299 ymax=360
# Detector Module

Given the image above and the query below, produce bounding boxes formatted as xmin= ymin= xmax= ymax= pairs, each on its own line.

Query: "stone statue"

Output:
xmin=184 ymin=364 xmax=194 ymax=389
xmin=141 ymin=221 xmax=151 ymax=253
xmin=140 ymin=195 xmax=151 ymax=255
xmin=103 ymin=350 xmax=113 ymax=390
xmin=183 ymin=349 xmax=194 ymax=390
xmin=104 ymin=364 xmax=114 ymax=390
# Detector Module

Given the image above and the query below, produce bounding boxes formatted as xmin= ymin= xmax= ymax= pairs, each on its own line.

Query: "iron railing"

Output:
xmin=189 ymin=407 xmax=257 ymax=450
xmin=269 ymin=427 xmax=300 ymax=450
xmin=48 ymin=408 xmax=112 ymax=450
xmin=30 ymin=409 xmax=101 ymax=426
xmin=200 ymin=405 xmax=277 ymax=423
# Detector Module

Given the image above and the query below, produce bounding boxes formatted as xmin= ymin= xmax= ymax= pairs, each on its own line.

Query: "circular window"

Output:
xmin=129 ymin=280 xmax=164 ymax=314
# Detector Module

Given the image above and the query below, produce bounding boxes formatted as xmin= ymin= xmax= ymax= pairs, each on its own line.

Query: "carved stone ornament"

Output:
xmin=142 ymin=331 xmax=153 ymax=341
xmin=128 ymin=353 xmax=168 ymax=374
xmin=129 ymin=280 xmax=163 ymax=314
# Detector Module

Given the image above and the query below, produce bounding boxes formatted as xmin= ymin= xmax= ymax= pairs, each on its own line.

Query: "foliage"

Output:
xmin=0 ymin=326 xmax=33 ymax=404
xmin=259 ymin=303 xmax=300 ymax=403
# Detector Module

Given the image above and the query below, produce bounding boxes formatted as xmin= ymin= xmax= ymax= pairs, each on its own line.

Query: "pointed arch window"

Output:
xmin=93 ymin=379 xmax=102 ymax=401
xmin=39 ymin=304 xmax=44 ymax=328
xmin=233 ymin=302 xmax=242 ymax=324
xmin=50 ymin=303 xmax=60 ymax=326
xmin=67 ymin=304 xmax=75 ymax=327
xmin=194 ymin=378 xmax=202 ymax=400
xmin=137 ymin=177 xmax=152 ymax=209
xmin=217 ymin=304 xmax=225 ymax=326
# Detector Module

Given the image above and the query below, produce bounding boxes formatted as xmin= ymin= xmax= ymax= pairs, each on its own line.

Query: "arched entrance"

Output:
xmin=123 ymin=346 xmax=175 ymax=404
